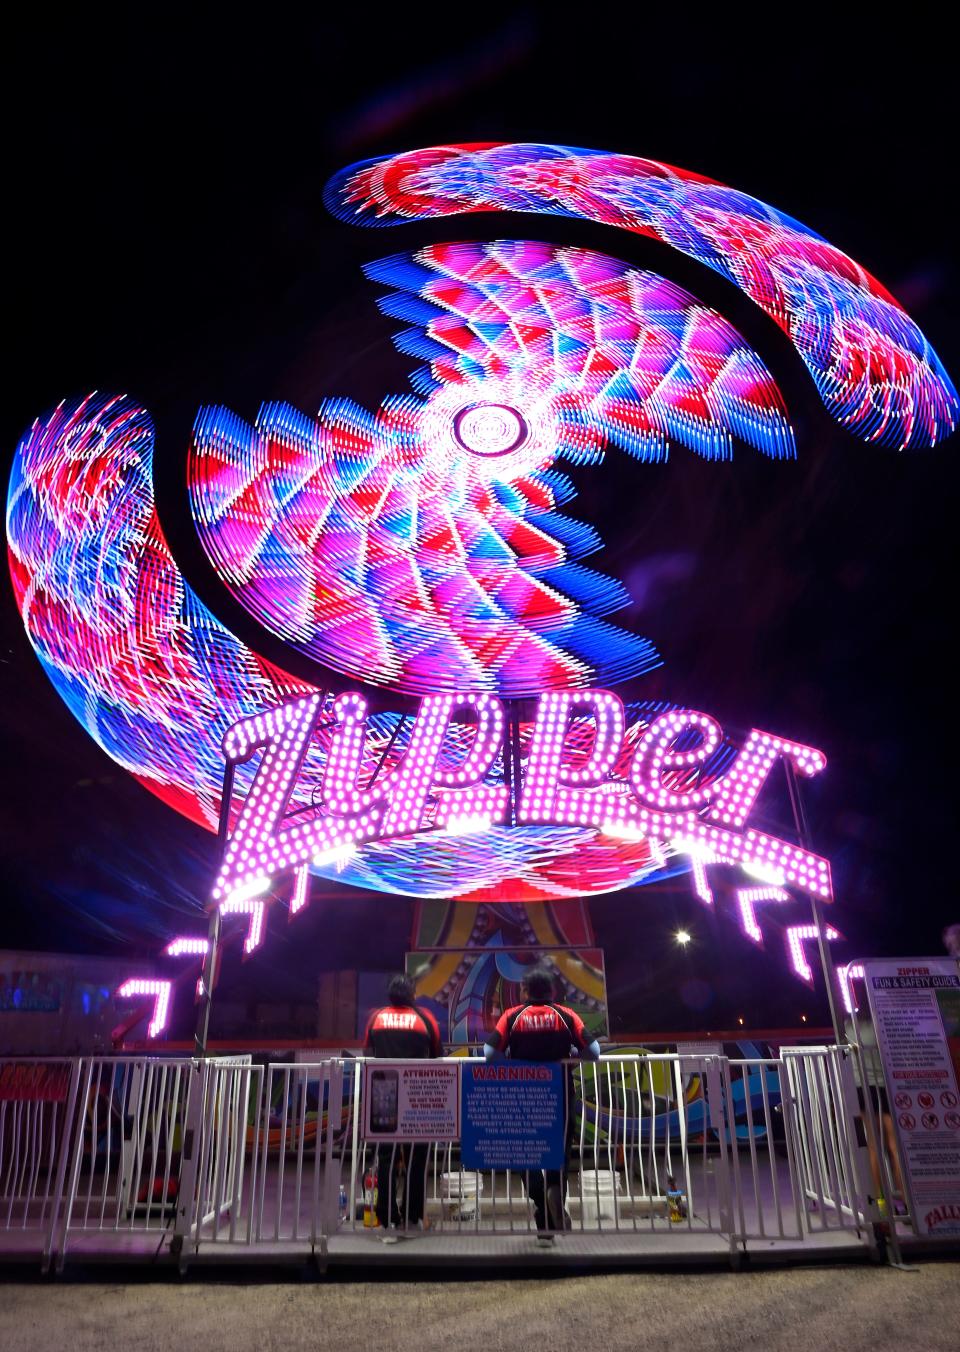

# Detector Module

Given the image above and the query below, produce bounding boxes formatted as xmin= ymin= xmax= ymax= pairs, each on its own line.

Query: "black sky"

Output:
xmin=2 ymin=12 xmax=956 ymax=1030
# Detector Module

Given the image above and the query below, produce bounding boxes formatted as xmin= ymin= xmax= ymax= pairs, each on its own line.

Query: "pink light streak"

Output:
xmin=689 ymin=851 xmax=715 ymax=906
xmin=290 ymin=866 xmax=310 ymax=916
xmin=839 ymin=962 xmax=866 ymax=1014
xmin=220 ymin=894 xmax=268 ymax=955
xmin=116 ymin=979 xmax=172 ymax=1039
xmin=786 ymin=924 xmax=841 ymax=984
xmin=164 ymin=937 xmax=210 ymax=957
xmin=736 ymin=886 xmax=790 ymax=944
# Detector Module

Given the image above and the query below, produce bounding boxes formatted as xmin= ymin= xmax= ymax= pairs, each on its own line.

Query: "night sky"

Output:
xmin=2 ymin=13 xmax=956 ymax=1033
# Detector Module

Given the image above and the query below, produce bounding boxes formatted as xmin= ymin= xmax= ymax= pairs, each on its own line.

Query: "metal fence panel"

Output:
xmin=0 ymin=1048 xmax=883 ymax=1268
xmin=781 ymin=1045 xmax=872 ymax=1235
xmin=324 ymin=1055 xmax=737 ymax=1242
xmin=243 ymin=1061 xmax=335 ymax=1246
xmin=186 ymin=1057 xmax=260 ymax=1248
xmin=0 ymin=1058 xmax=81 ymax=1267
xmin=57 ymin=1056 xmax=196 ymax=1265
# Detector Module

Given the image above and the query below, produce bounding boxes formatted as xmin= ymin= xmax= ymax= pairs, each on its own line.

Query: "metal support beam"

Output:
xmin=784 ymin=759 xmax=844 ymax=1044
xmin=193 ymin=759 xmax=235 ymax=1058
xmin=509 ymin=702 xmax=523 ymax=826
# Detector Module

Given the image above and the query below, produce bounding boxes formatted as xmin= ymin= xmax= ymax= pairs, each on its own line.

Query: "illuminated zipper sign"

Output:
xmin=212 ymin=688 xmax=831 ymax=907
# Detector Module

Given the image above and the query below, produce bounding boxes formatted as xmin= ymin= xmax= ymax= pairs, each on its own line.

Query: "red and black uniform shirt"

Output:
xmin=363 ymin=1004 xmax=442 ymax=1059
xmin=487 ymin=1003 xmax=590 ymax=1062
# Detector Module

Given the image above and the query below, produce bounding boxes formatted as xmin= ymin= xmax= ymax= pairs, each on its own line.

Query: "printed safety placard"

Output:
xmin=362 ymin=1062 xmax=460 ymax=1141
xmin=863 ymin=957 xmax=960 ymax=1238
xmin=460 ymin=1062 xmax=565 ymax=1171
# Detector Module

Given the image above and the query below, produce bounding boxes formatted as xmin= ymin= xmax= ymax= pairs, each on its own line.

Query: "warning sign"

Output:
xmin=460 ymin=1062 xmax=565 ymax=1171
xmin=863 ymin=957 xmax=960 ymax=1238
xmin=362 ymin=1062 xmax=460 ymax=1142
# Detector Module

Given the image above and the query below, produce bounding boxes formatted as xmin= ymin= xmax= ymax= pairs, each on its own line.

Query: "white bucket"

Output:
xmin=579 ymin=1169 xmax=621 ymax=1226
xmin=440 ymin=1171 xmax=484 ymax=1221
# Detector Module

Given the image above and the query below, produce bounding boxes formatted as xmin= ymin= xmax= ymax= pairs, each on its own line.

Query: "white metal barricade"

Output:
xmin=324 ymin=1054 xmax=737 ymax=1241
xmin=241 ymin=1061 xmax=340 ymax=1248
xmin=567 ymin=1055 xmax=732 ymax=1238
xmin=54 ymin=1054 xmax=196 ymax=1265
xmin=0 ymin=1058 xmax=81 ymax=1268
xmin=0 ymin=1048 xmax=889 ymax=1269
xmin=781 ymin=1045 xmax=873 ymax=1235
xmin=178 ymin=1056 xmax=259 ymax=1251
xmin=55 ymin=1056 xmax=195 ymax=1266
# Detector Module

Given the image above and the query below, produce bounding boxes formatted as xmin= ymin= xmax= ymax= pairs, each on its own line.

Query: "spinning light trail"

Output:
xmin=188 ymin=240 xmax=794 ymax=697
xmin=325 ymin=142 xmax=957 ymax=450
xmin=13 ymin=138 xmax=952 ymax=1034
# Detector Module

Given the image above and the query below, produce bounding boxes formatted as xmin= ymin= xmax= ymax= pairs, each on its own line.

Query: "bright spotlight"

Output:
xmin=675 ymin=929 xmax=692 ymax=946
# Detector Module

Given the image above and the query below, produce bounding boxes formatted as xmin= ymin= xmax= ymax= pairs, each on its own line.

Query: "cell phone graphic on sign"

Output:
xmin=370 ymin=1069 xmax=399 ymax=1134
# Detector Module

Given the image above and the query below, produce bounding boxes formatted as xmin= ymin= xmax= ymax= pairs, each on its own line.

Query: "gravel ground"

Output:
xmin=2 ymin=1261 xmax=959 ymax=1352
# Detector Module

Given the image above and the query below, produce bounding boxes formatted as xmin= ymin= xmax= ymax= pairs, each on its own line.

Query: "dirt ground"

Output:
xmin=2 ymin=1259 xmax=959 ymax=1352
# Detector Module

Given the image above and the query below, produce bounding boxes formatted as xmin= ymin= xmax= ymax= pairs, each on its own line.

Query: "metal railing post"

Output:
xmin=172 ymin=1058 xmax=208 ymax=1265
xmin=53 ymin=1057 xmax=95 ymax=1273
xmin=320 ymin=1060 xmax=344 ymax=1254
xmin=41 ymin=1058 xmax=83 ymax=1273
xmin=193 ymin=760 xmax=234 ymax=1058
xmin=784 ymin=760 xmax=844 ymax=1043
xmin=706 ymin=1056 xmax=734 ymax=1243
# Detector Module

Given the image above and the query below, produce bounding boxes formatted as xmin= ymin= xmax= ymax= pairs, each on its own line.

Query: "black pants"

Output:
xmin=526 ymin=1092 xmax=574 ymax=1232
xmin=375 ymin=1142 xmax=430 ymax=1228
xmin=525 ymin=1163 xmax=568 ymax=1232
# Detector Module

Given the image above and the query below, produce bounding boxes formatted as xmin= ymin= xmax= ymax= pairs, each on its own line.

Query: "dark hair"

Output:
xmin=388 ymin=974 xmax=417 ymax=1006
xmin=522 ymin=964 xmax=555 ymax=1002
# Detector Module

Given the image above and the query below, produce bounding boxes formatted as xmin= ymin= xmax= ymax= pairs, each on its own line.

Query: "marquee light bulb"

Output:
xmin=736 ymin=886 xmax=790 ymax=945
xmin=116 ymin=979 xmax=172 ymax=1039
xmin=786 ymin=924 xmax=841 ymax=984
xmin=839 ymin=962 xmax=866 ymax=1014
xmin=164 ymin=937 xmax=210 ymax=957
xmin=147 ymin=683 xmax=837 ymax=1029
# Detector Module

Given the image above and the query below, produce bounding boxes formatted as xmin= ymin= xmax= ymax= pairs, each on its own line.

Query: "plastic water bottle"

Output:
xmin=666 ymin=1173 xmax=686 ymax=1223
